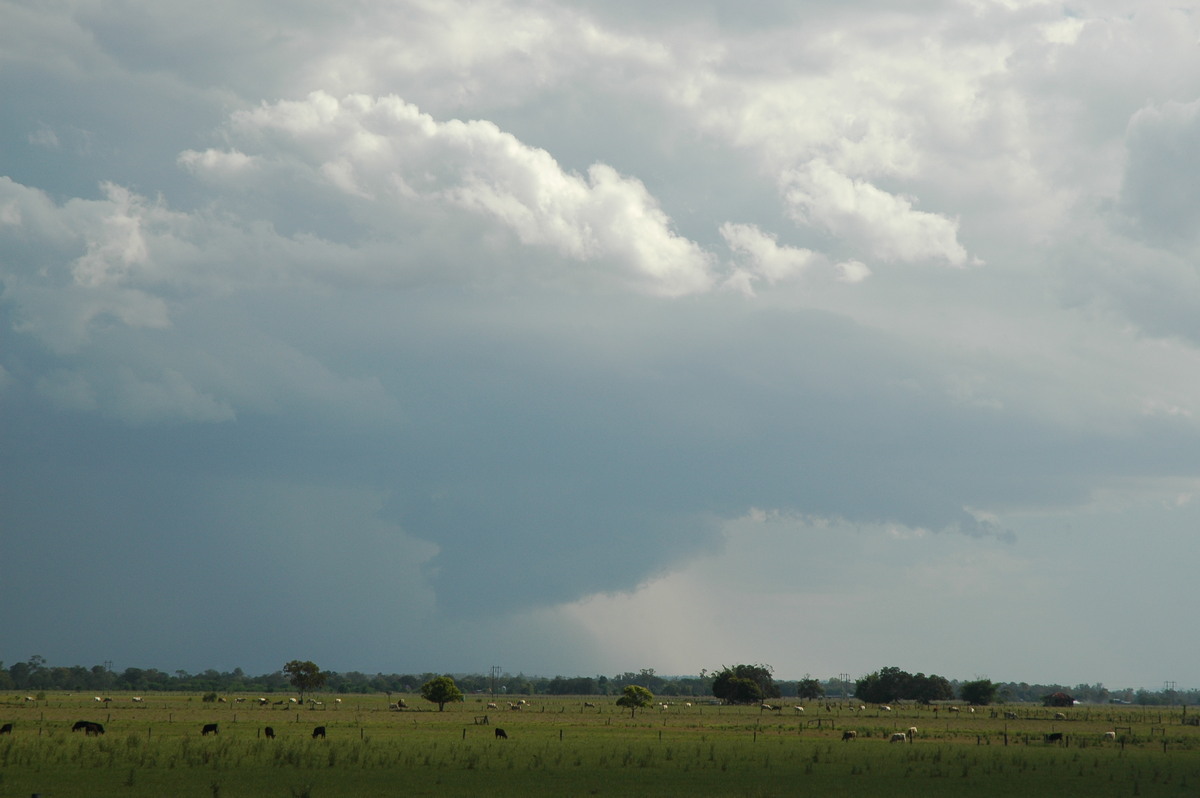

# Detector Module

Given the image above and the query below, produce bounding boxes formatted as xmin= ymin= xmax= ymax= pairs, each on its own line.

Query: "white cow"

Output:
xmin=908 ymin=726 xmax=918 ymax=738
xmin=1103 ymin=731 xmax=1117 ymax=740
xmin=890 ymin=732 xmax=907 ymax=743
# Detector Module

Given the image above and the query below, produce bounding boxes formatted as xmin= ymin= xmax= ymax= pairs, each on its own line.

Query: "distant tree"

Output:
xmin=855 ymin=667 xmax=911 ymax=704
xmin=910 ymin=673 xmax=954 ymax=705
xmin=616 ymin=684 xmax=654 ymax=717
xmin=960 ymin=679 xmax=999 ymax=706
xmin=712 ymin=664 xmax=779 ymax=704
xmin=283 ymin=660 xmax=327 ymax=702
xmin=420 ymin=676 xmax=463 ymax=711
xmin=797 ymin=677 xmax=825 ymax=701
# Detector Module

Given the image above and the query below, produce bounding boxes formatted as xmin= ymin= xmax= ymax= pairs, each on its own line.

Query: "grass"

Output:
xmin=1 ymin=693 xmax=1198 ymax=796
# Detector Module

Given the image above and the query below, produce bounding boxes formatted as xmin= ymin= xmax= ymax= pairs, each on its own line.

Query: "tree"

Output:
xmin=797 ymin=678 xmax=825 ymax=701
xmin=420 ymin=675 xmax=463 ymax=711
xmin=910 ymin=673 xmax=954 ymax=705
xmin=855 ymin=667 xmax=913 ymax=704
xmin=711 ymin=664 xmax=779 ymax=704
xmin=615 ymin=684 xmax=654 ymax=717
xmin=282 ymin=660 xmax=327 ymax=702
xmin=960 ymin=679 xmax=999 ymax=706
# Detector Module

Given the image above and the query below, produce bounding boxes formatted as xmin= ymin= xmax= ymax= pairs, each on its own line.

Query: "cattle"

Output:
xmin=1045 ymin=732 xmax=1064 ymax=743
xmin=495 ymin=727 xmax=507 ymax=739
xmin=264 ymin=727 xmax=275 ymax=739
xmin=908 ymin=726 xmax=918 ymax=738
xmin=0 ymin=723 xmax=12 ymax=735
xmin=84 ymin=722 xmax=105 ymax=736
xmin=1054 ymin=712 xmax=1066 ymax=721
xmin=881 ymin=705 xmax=892 ymax=712
xmin=234 ymin=698 xmax=245 ymax=703
xmin=202 ymin=724 xmax=219 ymax=736
xmin=1005 ymin=711 xmax=1018 ymax=720
xmin=72 ymin=720 xmax=93 ymax=732
xmin=487 ymin=702 xmax=498 ymax=709
xmin=312 ymin=726 xmax=326 ymax=739
xmin=841 ymin=730 xmax=857 ymax=741
xmin=794 ymin=706 xmax=805 ymax=713
xmin=1103 ymin=731 xmax=1117 ymax=741
xmin=131 ymin=697 xmax=144 ymax=703
xmin=259 ymin=698 xmax=269 ymax=706
xmin=890 ymin=732 xmax=907 ymax=743
xmin=23 ymin=696 xmax=34 ymax=703
xmin=93 ymin=697 xmax=103 ymax=702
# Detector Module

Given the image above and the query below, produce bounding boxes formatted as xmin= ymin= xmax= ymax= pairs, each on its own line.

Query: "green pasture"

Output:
xmin=1 ymin=693 xmax=1198 ymax=797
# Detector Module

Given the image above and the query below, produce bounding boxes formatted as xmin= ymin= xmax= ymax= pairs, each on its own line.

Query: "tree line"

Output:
xmin=1 ymin=656 xmax=1194 ymax=706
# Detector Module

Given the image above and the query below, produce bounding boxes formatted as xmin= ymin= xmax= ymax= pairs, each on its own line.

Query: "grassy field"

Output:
xmin=2 ymin=692 xmax=1198 ymax=797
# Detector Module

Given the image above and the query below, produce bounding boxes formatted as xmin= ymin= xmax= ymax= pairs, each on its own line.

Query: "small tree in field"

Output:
xmin=960 ymin=679 xmax=999 ymax=706
xmin=283 ymin=660 xmax=327 ymax=703
xmin=420 ymin=675 xmax=463 ymax=711
xmin=616 ymin=684 xmax=654 ymax=717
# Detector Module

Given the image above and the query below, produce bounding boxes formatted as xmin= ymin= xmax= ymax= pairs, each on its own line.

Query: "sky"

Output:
xmin=2 ymin=0 xmax=1199 ymax=691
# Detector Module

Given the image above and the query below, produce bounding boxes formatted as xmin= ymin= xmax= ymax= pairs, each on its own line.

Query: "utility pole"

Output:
xmin=490 ymin=665 xmax=502 ymax=697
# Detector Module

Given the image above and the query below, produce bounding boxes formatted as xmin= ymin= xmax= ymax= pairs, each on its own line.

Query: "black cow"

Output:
xmin=841 ymin=730 xmax=857 ymax=741
xmin=264 ymin=726 xmax=275 ymax=739
xmin=1045 ymin=732 xmax=1064 ymax=743
xmin=202 ymin=723 xmax=219 ymax=736
xmin=84 ymin=722 xmax=105 ymax=736
xmin=312 ymin=726 xmax=326 ymax=739
xmin=0 ymin=723 xmax=12 ymax=734
xmin=72 ymin=720 xmax=91 ymax=732
xmin=494 ymin=727 xmax=507 ymax=739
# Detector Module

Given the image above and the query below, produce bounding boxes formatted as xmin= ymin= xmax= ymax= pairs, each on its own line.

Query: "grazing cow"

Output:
xmin=264 ymin=727 xmax=275 ymax=739
xmin=202 ymin=724 xmax=219 ymax=736
xmin=494 ymin=727 xmax=507 ymax=739
xmin=794 ymin=706 xmax=805 ymax=713
xmin=259 ymin=698 xmax=269 ymax=706
xmin=23 ymin=696 xmax=34 ymax=702
xmin=881 ymin=705 xmax=892 ymax=712
xmin=1005 ymin=712 xmax=1018 ymax=720
xmin=85 ymin=722 xmax=105 ymax=736
xmin=1103 ymin=731 xmax=1117 ymax=741
xmin=398 ymin=699 xmax=408 ymax=708
xmin=72 ymin=720 xmax=93 ymax=732
xmin=948 ymin=706 xmax=960 ymax=713
xmin=908 ymin=726 xmax=918 ymax=738
xmin=890 ymin=732 xmax=907 ymax=743
xmin=583 ymin=702 xmax=594 ymax=708
xmin=841 ymin=730 xmax=857 ymax=741
xmin=1054 ymin=712 xmax=1066 ymax=720
xmin=0 ymin=723 xmax=12 ymax=734
xmin=334 ymin=699 xmax=342 ymax=704
xmin=1045 ymin=732 xmax=1064 ymax=743
xmin=131 ymin=697 xmax=144 ymax=703
xmin=93 ymin=697 xmax=103 ymax=703
xmin=312 ymin=726 xmax=326 ymax=739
